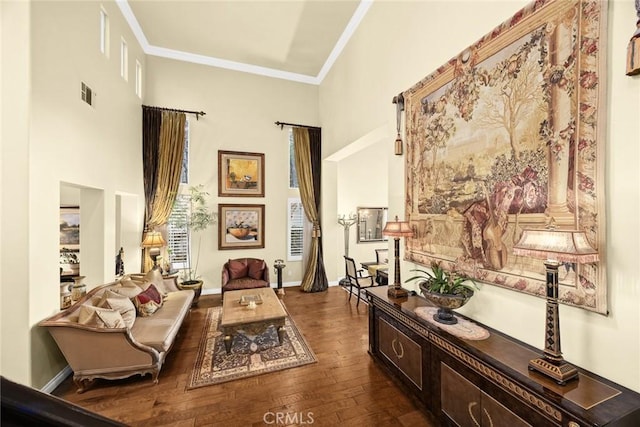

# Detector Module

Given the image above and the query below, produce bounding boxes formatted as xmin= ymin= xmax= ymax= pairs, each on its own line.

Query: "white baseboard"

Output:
xmin=41 ymin=365 xmax=72 ymax=394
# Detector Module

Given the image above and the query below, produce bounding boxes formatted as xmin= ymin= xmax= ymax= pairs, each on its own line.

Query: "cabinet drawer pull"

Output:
xmin=483 ymin=408 xmax=494 ymax=427
xmin=468 ymin=402 xmax=480 ymax=427
xmin=391 ymin=338 xmax=404 ymax=359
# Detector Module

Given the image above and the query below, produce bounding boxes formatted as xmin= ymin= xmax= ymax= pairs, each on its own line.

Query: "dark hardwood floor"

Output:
xmin=52 ymin=286 xmax=437 ymax=426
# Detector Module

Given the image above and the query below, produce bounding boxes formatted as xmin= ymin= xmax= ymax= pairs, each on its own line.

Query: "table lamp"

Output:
xmin=141 ymin=230 xmax=166 ymax=271
xmin=513 ymin=226 xmax=599 ymax=385
xmin=382 ymin=215 xmax=414 ymax=298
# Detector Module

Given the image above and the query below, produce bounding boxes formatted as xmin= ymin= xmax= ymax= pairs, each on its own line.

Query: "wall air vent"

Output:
xmin=81 ymin=82 xmax=93 ymax=106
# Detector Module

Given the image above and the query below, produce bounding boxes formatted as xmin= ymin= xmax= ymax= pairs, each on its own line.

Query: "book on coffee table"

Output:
xmin=239 ymin=294 xmax=263 ymax=306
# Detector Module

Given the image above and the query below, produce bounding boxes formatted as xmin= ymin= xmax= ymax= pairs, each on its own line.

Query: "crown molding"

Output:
xmin=116 ymin=0 xmax=372 ymax=85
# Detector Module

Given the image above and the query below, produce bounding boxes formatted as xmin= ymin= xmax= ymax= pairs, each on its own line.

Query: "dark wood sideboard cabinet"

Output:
xmin=366 ymin=287 xmax=640 ymax=426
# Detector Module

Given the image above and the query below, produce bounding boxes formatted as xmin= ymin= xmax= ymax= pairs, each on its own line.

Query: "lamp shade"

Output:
xmin=141 ymin=231 xmax=166 ymax=248
xmin=382 ymin=216 xmax=414 ymax=238
xmin=513 ymin=229 xmax=599 ymax=264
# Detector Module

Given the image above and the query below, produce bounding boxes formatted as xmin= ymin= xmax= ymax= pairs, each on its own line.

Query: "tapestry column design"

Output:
xmin=545 ymin=13 xmax=577 ymax=226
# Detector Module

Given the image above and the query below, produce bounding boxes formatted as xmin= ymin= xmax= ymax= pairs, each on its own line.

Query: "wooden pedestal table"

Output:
xmin=220 ymin=288 xmax=287 ymax=354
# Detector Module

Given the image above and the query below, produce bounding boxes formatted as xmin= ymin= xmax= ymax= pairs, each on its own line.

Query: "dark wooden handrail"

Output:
xmin=1 ymin=376 xmax=125 ymax=426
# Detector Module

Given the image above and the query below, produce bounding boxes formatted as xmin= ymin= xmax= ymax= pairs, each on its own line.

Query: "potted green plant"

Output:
xmin=172 ymin=185 xmax=217 ymax=287
xmin=405 ymin=261 xmax=478 ymax=325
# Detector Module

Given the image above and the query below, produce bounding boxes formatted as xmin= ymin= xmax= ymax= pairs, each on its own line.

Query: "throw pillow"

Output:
xmin=99 ymin=290 xmax=136 ymax=328
xmin=161 ymin=276 xmax=180 ymax=293
xmin=78 ymin=305 xmax=126 ymax=329
xmin=111 ymin=283 xmax=143 ymax=299
xmin=119 ymin=275 xmax=140 ymax=288
xmin=143 ymin=269 xmax=172 ymax=295
xmin=133 ymin=283 xmax=163 ymax=317
xmin=248 ymin=259 xmax=265 ymax=280
xmin=228 ymin=259 xmax=248 ymax=280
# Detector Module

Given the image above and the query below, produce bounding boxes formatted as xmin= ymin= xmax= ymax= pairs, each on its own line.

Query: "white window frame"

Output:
xmin=167 ymin=123 xmax=191 ymax=269
xmin=100 ymin=7 xmax=109 ymax=57
xmin=167 ymin=194 xmax=190 ymax=270
xmin=287 ymin=198 xmax=304 ymax=261
xmin=120 ymin=38 xmax=128 ymax=81
xmin=135 ymin=60 xmax=142 ymax=98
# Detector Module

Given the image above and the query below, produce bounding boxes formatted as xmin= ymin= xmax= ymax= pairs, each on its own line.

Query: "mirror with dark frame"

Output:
xmin=357 ymin=207 xmax=388 ymax=243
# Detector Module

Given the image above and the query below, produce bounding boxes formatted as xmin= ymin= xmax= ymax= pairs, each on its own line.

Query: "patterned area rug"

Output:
xmin=187 ymin=306 xmax=317 ymax=389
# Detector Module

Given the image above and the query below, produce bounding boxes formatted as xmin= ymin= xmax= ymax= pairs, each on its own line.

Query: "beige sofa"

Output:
xmin=40 ymin=274 xmax=194 ymax=393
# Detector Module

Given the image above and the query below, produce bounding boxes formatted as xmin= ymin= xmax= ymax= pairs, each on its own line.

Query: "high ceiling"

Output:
xmin=119 ymin=0 xmax=370 ymax=84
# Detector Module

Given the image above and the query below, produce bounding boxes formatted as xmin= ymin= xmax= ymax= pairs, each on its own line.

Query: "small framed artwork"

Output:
xmin=219 ymin=204 xmax=265 ymax=250
xmin=60 ymin=206 xmax=80 ymax=250
xmin=218 ymin=150 xmax=265 ymax=197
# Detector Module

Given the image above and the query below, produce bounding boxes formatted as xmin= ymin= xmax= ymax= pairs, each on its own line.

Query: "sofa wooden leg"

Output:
xmin=74 ymin=377 xmax=95 ymax=394
xmin=150 ymin=368 xmax=161 ymax=385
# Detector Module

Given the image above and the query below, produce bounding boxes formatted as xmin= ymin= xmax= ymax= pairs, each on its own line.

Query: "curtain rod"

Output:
xmin=143 ymin=105 xmax=206 ymax=120
xmin=274 ymin=121 xmax=321 ymax=130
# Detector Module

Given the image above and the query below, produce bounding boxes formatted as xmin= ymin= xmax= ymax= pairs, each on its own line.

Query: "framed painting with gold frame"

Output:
xmin=218 ymin=150 xmax=265 ymax=197
xmin=218 ymin=204 xmax=265 ymax=250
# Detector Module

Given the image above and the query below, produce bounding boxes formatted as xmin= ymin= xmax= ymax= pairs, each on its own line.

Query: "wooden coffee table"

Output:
xmin=220 ymin=288 xmax=287 ymax=354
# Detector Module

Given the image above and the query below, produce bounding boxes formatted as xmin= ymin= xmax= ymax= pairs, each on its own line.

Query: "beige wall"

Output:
xmin=2 ymin=0 xmax=147 ymax=388
xmin=1 ymin=0 xmax=32 ymax=387
xmin=144 ymin=57 xmax=319 ymax=290
xmin=319 ymin=0 xmax=640 ymax=392
xmin=331 ymin=133 xmax=389 ymax=270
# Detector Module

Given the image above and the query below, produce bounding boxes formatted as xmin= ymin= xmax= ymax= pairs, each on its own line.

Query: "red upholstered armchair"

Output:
xmin=221 ymin=258 xmax=270 ymax=298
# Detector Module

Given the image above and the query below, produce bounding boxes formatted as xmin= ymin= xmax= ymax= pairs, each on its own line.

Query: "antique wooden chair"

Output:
xmin=344 ymin=256 xmax=375 ymax=307
xmin=375 ymin=249 xmax=389 ymax=265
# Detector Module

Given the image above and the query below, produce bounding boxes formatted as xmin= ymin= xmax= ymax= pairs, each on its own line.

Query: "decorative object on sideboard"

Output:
xmin=141 ymin=231 xmax=166 ymax=271
xmin=60 ymin=283 xmax=72 ymax=310
xmin=70 ymin=276 xmax=86 ymax=303
xmin=115 ymin=247 xmax=125 ymax=276
xmin=406 ymin=261 xmax=477 ymax=325
xmin=627 ymin=0 xmax=640 ymax=75
xmin=392 ymin=93 xmax=404 ymax=155
xmin=59 ymin=247 xmax=80 ymax=276
xmin=513 ymin=224 xmax=599 ymax=385
xmin=382 ymin=215 xmax=414 ymax=298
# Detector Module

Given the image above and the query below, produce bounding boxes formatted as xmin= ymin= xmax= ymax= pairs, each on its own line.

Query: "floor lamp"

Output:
xmin=141 ymin=231 xmax=166 ymax=271
xmin=513 ymin=227 xmax=599 ymax=385
xmin=338 ymin=213 xmax=357 ymax=287
xmin=382 ymin=215 xmax=414 ymax=298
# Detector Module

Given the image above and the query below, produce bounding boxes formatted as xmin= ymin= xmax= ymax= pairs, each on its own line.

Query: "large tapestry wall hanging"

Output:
xmin=404 ymin=0 xmax=608 ymax=313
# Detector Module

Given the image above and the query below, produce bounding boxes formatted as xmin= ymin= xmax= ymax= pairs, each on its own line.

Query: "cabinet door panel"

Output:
xmin=378 ymin=317 xmax=424 ymax=390
xmin=441 ymin=363 xmax=481 ymax=427
xmin=378 ymin=317 xmax=398 ymax=365
xmin=396 ymin=329 xmax=423 ymax=389
xmin=481 ymin=391 xmax=531 ymax=427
